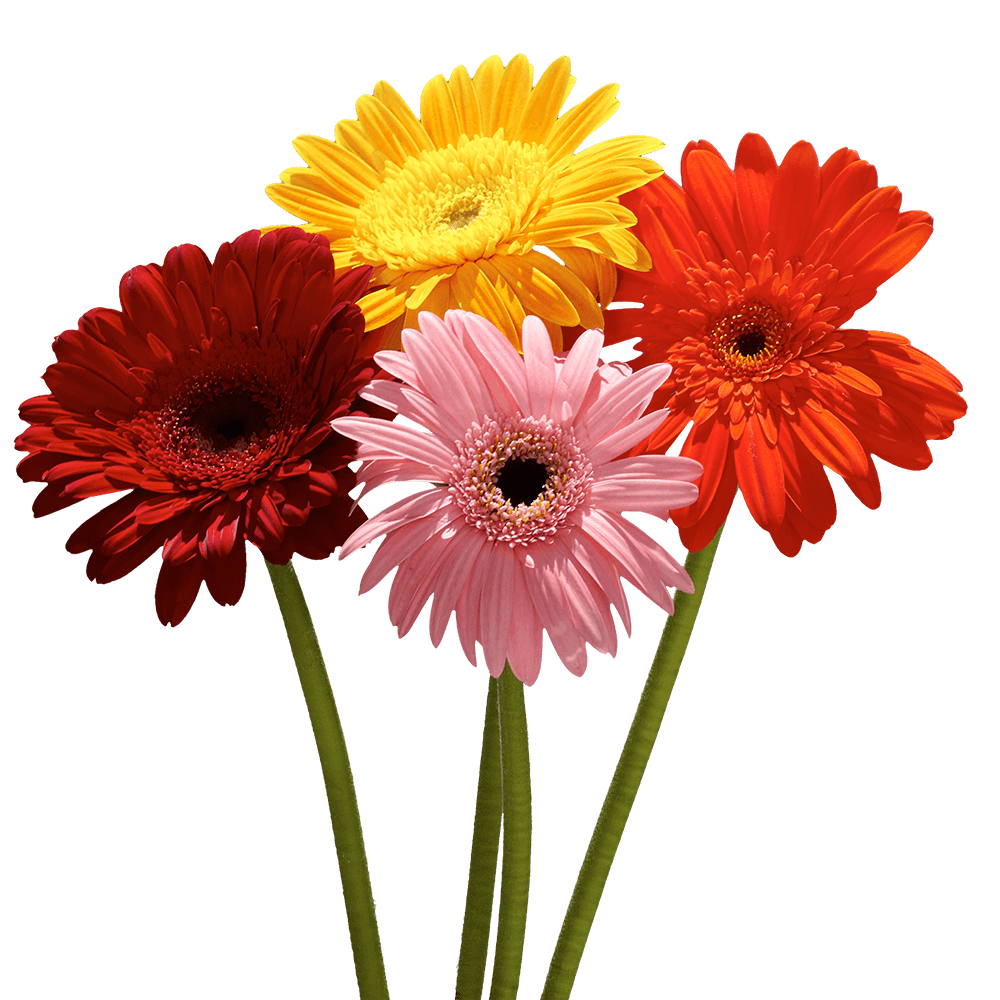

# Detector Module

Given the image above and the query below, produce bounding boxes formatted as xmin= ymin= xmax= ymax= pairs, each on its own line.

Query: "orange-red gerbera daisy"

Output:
xmin=16 ymin=228 xmax=378 ymax=624
xmin=604 ymin=133 xmax=966 ymax=555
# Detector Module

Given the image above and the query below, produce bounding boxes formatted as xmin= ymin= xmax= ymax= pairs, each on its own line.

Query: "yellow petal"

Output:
xmin=550 ymin=164 xmax=658 ymax=205
xmin=472 ymin=55 xmax=505 ymax=135
xmin=491 ymin=54 xmax=533 ymax=139
xmin=553 ymin=247 xmax=619 ymax=308
xmin=276 ymin=166 xmax=340 ymax=196
xmin=360 ymin=283 xmax=409 ymax=329
xmin=265 ymin=182 xmax=357 ymax=231
xmin=517 ymin=55 xmax=574 ymax=146
xmin=570 ymin=134 xmax=665 ymax=170
xmin=528 ymin=204 xmax=622 ymax=244
xmin=448 ymin=261 xmax=519 ymax=334
xmin=404 ymin=269 xmax=455 ymax=309
xmin=335 ymin=118 xmax=381 ymax=171
xmin=291 ymin=136 xmax=380 ymax=205
xmin=372 ymin=80 xmax=433 ymax=154
xmin=490 ymin=251 xmax=602 ymax=328
xmin=545 ymin=84 xmax=620 ymax=163
xmin=448 ymin=64 xmax=482 ymax=138
xmin=420 ymin=74 xmax=462 ymax=148
xmin=569 ymin=229 xmax=652 ymax=270
xmin=356 ymin=93 xmax=422 ymax=165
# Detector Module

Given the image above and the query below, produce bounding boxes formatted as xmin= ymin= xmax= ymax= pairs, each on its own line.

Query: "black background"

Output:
xmin=15 ymin=29 xmax=980 ymax=998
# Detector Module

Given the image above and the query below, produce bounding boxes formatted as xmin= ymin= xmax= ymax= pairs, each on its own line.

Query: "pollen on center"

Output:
xmin=447 ymin=204 xmax=481 ymax=230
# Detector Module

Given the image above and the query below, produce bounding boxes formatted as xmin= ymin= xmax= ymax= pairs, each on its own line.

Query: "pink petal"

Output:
xmin=522 ymin=316 xmax=556 ymax=417
xmin=554 ymin=328 xmax=603 ymax=420
xmin=506 ymin=568 xmax=544 ymax=685
xmin=587 ymin=409 xmax=672 ymax=466
xmin=387 ymin=529 xmax=456 ymax=637
xmin=461 ymin=312 xmax=531 ymax=415
xmin=479 ymin=542 xmax=515 ymax=676
xmin=428 ymin=526 xmax=491 ymax=646
xmin=402 ymin=320 xmax=484 ymax=436
xmin=589 ymin=477 xmax=700 ymax=515
xmin=332 ymin=416 xmax=455 ymax=473
xmin=578 ymin=364 xmax=673 ymax=447
xmin=340 ymin=488 xmax=453 ymax=558
xmin=593 ymin=454 xmax=704 ymax=483
xmin=373 ymin=348 xmax=424 ymax=393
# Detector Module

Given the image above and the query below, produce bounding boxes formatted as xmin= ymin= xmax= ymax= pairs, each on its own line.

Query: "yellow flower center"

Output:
xmin=353 ymin=133 xmax=553 ymax=271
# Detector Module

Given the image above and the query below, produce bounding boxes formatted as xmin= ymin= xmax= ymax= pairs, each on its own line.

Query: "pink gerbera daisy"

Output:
xmin=332 ymin=310 xmax=701 ymax=684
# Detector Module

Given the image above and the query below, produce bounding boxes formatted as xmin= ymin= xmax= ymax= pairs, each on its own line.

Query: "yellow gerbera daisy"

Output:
xmin=264 ymin=54 xmax=664 ymax=351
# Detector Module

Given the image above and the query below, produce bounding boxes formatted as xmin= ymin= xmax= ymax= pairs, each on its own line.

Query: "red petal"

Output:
xmin=794 ymin=403 xmax=870 ymax=479
xmin=734 ymin=133 xmax=777 ymax=252
xmin=156 ymin=558 xmax=204 ymax=626
xmin=733 ymin=416 xmax=786 ymax=529
xmin=769 ymin=140 xmax=821 ymax=262
xmin=683 ymin=147 xmax=742 ymax=261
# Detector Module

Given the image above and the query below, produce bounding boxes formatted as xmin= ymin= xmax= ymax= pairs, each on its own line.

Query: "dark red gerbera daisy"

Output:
xmin=16 ymin=227 xmax=379 ymax=624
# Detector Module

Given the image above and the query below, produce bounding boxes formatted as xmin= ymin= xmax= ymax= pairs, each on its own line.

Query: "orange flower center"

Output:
xmin=709 ymin=300 xmax=789 ymax=375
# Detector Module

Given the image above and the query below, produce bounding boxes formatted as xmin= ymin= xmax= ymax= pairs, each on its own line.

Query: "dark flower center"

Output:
xmin=734 ymin=327 xmax=767 ymax=357
xmin=496 ymin=457 xmax=550 ymax=506
xmin=710 ymin=300 xmax=788 ymax=373
xmin=189 ymin=391 xmax=273 ymax=452
xmin=130 ymin=368 xmax=294 ymax=492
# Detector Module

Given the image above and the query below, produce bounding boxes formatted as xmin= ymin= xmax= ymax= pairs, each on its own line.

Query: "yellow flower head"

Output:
xmin=265 ymin=54 xmax=663 ymax=350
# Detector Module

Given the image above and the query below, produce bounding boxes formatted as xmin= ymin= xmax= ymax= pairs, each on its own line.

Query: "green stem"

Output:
xmin=265 ymin=558 xmax=389 ymax=1000
xmin=489 ymin=666 xmax=532 ymax=1000
xmin=455 ymin=676 xmax=503 ymax=1000
xmin=541 ymin=523 xmax=725 ymax=999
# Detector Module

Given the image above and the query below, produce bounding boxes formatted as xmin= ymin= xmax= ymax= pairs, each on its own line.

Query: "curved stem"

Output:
xmin=455 ymin=676 xmax=503 ymax=1000
xmin=541 ymin=523 xmax=725 ymax=999
xmin=489 ymin=667 xmax=531 ymax=1000
xmin=265 ymin=558 xmax=389 ymax=1000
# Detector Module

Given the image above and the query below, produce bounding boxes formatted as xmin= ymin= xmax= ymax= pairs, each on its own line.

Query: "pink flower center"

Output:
xmin=451 ymin=415 xmax=592 ymax=546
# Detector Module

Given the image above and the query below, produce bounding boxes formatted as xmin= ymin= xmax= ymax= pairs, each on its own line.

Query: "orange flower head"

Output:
xmin=604 ymin=134 xmax=966 ymax=555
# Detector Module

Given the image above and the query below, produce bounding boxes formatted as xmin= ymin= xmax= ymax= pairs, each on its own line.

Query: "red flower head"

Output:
xmin=605 ymin=134 xmax=967 ymax=555
xmin=16 ymin=228 xmax=379 ymax=624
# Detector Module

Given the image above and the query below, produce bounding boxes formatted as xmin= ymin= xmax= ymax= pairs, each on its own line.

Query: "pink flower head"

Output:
xmin=332 ymin=311 xmax=702 ymax=685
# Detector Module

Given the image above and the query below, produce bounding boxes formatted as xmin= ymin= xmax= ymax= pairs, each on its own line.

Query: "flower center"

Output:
xmin=495 ymin=456 xmax=550 ymax=506
xmin=710 ymin=300 xmax=789 ymax=374
xmin=451 ymin=415 xmax=592 ymax=546
xmin=129 ymin=368 xmax=291 ymax=491
xmin=353 ymin=133 xmax=553 ymax=270
xmin=188 ymin=391 xmax=273 ymax=452
xmin=447 ymin=204 xmax=481 ymax=230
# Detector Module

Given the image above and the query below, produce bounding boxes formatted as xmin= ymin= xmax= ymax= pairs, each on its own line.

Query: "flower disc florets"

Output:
xmin=265 ymin=54 xmax=665 ymax=349
xmin=128 ymin=358 xmax=294 ymax=492
xmin=606 ymin=133 xmax=966 ymax=556
xmin=708 ymin=299 xmax=790 ymax=375
xmin=332 ymin=310 xmax=704 ymax=685
xmin=353 ymin=135 xmax=551 ymax=270
xmin=452 ymin=415 xmax=592 ymax=545
xmin=16 ymin=228 xmax=381 ymax=626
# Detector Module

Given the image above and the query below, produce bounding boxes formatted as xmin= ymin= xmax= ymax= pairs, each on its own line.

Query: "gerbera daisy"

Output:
xmin=604 ymin=133 xmax=966 ymax=555
xmin=331 ymin=310 xmax=701 ymax=685
xmin=16 ymin=228 xmax=379 ymax=625
xmin=265 ymin=54 xmax=663 ymax=352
